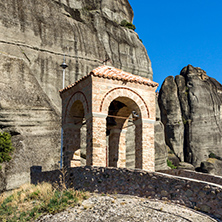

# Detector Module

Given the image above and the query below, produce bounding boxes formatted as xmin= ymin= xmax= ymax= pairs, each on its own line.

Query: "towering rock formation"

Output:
xmin=0 ymin=0 xmax=152 ymax=111
xmin=159 ymin=65 xmax=222 ymax=174
xmin=0 ymin=0 xmax=153 ymax=191
xmin=155 ymin=96 xmax=168 ymax=171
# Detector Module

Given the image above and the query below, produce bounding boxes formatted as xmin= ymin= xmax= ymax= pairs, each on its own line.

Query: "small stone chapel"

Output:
xmin=59 ymin=66 xmax=158 ymax=171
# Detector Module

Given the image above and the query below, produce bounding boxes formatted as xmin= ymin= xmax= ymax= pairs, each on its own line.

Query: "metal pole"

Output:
xmin=62 ymin=68 xmax=65 ymax=89
xmin=60 ymin=129 xmax=63 ymax=169
xmin=60 ymin=55 xmax=68 ymax=169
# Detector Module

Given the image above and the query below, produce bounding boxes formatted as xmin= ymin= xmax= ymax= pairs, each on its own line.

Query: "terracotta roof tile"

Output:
xmin=60 ymin=65 xmax=158 ymax=93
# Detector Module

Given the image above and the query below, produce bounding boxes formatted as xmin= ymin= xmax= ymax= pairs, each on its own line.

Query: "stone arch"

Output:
xmin=64 ymin=91 xmax=89 ymax=124
xmin=63 ymin=91 xmax=89 ymax=167
xmin=106 ymin=96 xmax=143 ymax=169
xmin=100 ymin=87 xmax=149 ymax=119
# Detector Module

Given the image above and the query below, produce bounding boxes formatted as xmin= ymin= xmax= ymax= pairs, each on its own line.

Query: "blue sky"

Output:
xmin=128 ymin=0 xmax=222 ymax=89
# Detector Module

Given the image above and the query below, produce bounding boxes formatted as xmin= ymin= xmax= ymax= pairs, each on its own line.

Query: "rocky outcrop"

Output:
xmin=154 ymin=96 xmax=168 ymax=171
xmin=158 ymin=76 xmax=184 ymax=162
xmin=0 ymin=0 xmax=153 ymax=191
xmin=0 ymin=54 xmax=60 ymax=192
xmin=158 ymin=65 xmax=222 ymax=174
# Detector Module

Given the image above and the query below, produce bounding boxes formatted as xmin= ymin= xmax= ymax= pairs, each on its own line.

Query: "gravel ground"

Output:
xmin=36 ymin=194 xmax=220 ymax=222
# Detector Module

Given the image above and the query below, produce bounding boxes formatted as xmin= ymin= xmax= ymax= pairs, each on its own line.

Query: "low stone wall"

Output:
xmin=159 ymin=169 xmax=222 ymax=186
xmin=31 ymin=166 xmax=222 ymax=219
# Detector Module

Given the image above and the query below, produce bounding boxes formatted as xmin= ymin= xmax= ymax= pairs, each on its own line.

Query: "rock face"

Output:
xmin=154 ymin=96 xmax=168 ymax=171
xmin=158 ymin=65 xmax=222 ymax=174
xmin=0 ymin=54 xmax=60 ymax=192
xmin=0 ymin=0 xmax=153 ymax=191
xmin=0 ymin=0 xmax=152 ymax=111
xmin=158 ymin=76 xmax=184 ymax=162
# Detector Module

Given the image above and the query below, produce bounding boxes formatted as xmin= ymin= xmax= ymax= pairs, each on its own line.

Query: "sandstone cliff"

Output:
xmin=0 ymin=0 xmax=152 ymax=111
xmin=158 ymin=65 xmax=222 ymax=174
xmin=0 ymin=0 xmax=153 ymax=191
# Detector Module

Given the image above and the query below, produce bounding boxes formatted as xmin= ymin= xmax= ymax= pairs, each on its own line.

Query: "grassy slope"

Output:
xmin=0 ymin=182 xmax=89 ymax=222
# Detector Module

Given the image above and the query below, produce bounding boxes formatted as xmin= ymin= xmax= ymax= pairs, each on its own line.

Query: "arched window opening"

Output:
xmin=106 ymin=97 xmax=142 ymax=169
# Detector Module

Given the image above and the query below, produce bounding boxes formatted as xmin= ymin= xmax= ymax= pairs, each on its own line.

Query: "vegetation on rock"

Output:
xmin=209 ymin=152 xmax=222 ymax=160
xmin=0 ymin=132 xmax=14 ymax=170
xmin=167 ymin=159 xmax=177 ymax=169
xmin=120 ymin=20 xmax=136 ymax=30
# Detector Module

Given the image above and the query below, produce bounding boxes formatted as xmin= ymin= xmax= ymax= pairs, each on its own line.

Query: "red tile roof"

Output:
xmin=59 ymin=65 xmax=158 ymax=93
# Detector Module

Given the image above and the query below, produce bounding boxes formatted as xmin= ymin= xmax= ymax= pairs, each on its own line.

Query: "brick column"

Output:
xmin=90 ymin=113 xmax=107 ymax=166
xmin=109 ymin=129 xmax=120 ymax=167
xmin=135 ymin=121 xmax=142 ymax=169
xmin=86 ymin=117 xmax=93 ymax=166
xmin=118 ymin=129 xmax=126 ymax=168
xmin=142 ymin=119 xmax=155 ymax=171
xmin=108 ymin=128 xmax=126 ymax=168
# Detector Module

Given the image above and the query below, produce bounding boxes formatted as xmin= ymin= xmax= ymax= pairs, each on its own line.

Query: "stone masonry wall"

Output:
xmin=31 ymin=166 xmax=222 ymax=220
xmin=159 ymin=169 xmax=222 ymax=186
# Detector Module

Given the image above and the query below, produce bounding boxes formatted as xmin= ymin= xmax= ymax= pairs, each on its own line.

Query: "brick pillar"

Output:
xmin=86 ymin=117 xmax=93 ymax=166
xmin=135 ymin=121 xmax=142 ymax=169
xmin=118 ymin=129 xmax=126 ymax=168
xmin=109 ymin=129 xmax=120 ymax=167
xmin=108 ymin=128 xmax=126 ymax=168
xmin=142 ymin=119 xmax=155 ymax=171
xmin=90 ymin=113 xmax=107 ymax=166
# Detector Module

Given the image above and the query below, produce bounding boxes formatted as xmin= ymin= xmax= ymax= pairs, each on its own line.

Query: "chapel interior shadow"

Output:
xmin=63 ymin=100 xmax=87 ymax=167
xmin=106 ymin=97 xmax=142 ymax=169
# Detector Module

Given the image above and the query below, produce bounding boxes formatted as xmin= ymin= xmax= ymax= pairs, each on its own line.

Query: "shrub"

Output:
xmin=167 ymin=159 xmax=177 ymax=169
xmin=0 ymin=132 xmax=14 ymax=169
xmin=209 ymin=152 xmax=222 ymax=160
xmin=120 ymin=20 xmax=136 ymax=30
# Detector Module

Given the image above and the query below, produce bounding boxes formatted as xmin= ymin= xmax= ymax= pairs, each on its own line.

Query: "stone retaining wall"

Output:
xmin=31 ymin=166 xmax=222 ymax=219
xmin=159 ymin=169 xmax=222 ymax=186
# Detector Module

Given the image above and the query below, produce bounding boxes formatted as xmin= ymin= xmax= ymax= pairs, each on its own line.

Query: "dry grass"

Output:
xmin=0 ymin=182 xmax=89 ymax=222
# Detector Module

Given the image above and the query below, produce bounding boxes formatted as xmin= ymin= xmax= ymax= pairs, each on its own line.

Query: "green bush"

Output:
xmin=209 ymin=152 xmax=222 ymax=160
xmin=0 ymin=132 xmax=14 ymax=164
xmin=120 ymin=19 xmax=136 ymax=30
xmin=167 ymin=159 xmax=177 ymax=169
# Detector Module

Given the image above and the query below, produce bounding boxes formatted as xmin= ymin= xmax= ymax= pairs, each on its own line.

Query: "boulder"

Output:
xmin=177 ymin=162 xmax=195 ymax=170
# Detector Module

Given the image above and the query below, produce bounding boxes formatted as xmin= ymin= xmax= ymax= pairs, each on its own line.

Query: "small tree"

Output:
xmin=0 ymin=132 xmax=14 ymax=164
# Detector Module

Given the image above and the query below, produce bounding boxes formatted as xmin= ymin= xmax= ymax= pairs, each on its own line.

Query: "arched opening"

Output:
xmin=63 ymin=100 xmax=87 ymax=167
xmin=106 ymin=97 xmax=142 ymax=169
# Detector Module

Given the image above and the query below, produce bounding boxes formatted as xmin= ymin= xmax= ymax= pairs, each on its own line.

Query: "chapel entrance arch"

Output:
xmin=63 ymin=100 xmax=87 ymax=167
xmin=106 ymin=96 xmax=143 ymax=169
